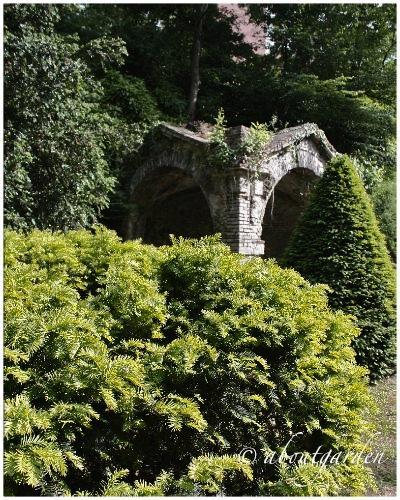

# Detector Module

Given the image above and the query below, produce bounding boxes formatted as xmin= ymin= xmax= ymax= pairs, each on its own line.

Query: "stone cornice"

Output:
xmin=157 ymin=122 xmax=337 ymax=162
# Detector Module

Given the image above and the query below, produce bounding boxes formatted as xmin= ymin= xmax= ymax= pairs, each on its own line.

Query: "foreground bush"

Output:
xmin=283 ymin=155 xmax=396 ymax=381
xmin=5 ymin=228 xmax=375 ymax=495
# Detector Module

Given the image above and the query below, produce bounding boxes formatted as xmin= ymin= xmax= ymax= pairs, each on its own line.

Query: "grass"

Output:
xmin=365 ymin=375 xmax=396 ymax=496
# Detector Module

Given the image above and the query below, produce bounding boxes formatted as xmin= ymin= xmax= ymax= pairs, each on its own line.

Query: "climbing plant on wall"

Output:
xmin=209 ymin=108 xmax=271 ymax=169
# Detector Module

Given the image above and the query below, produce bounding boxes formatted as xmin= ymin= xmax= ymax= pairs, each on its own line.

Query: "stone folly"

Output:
xmin=123 ymin=122 xmax=336 ymax=257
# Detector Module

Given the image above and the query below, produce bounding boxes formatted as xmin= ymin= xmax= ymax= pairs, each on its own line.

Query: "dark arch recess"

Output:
xmin=133 ymin=167 xmax=213 ymax=246
xmin=262 ymin=168 xmax=319 ymax=260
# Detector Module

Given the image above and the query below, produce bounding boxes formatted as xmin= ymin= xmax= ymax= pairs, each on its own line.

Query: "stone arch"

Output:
xmin=130 ymin=165 xmax=213 ymax=245
xmin=122 ymin=122 xmax=337 ymax=256
xmin=256 ymin=124 xmax=335 ymax=258
xmin=124 ymin=125 xmax=216 ymax=243
xmin=262 ymin=167 xmax=319 ymax=259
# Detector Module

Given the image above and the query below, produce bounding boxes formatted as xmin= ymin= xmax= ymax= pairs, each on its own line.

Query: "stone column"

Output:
xmin=215 ymin=168 xmax=266 ymax=256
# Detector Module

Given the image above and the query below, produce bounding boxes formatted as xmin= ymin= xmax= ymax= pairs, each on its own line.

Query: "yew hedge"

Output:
xmin=5 ymin=228 xmax=375 ymax=496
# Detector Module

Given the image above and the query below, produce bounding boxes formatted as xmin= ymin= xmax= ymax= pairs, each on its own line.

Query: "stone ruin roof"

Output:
xmin=265 ymin=123 xmax=336 ymax=160
xmin=157 ymin=122 xmax=337 ymax=161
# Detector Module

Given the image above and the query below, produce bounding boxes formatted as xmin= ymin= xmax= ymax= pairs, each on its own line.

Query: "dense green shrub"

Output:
xmin=372 ymin=175 xmax=396 ymax=260
xmin=283 ymin=155 xmax=396 ymax=381
xmin=4 ymin=5 xmax=124 ymax=231
xmin=4 ymin=5 xmax=157 ymax=233
xmin=5 ymin=228 xmax=376 ymax=495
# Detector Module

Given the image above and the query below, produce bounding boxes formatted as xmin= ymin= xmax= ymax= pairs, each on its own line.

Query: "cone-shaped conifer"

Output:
xmin=283 ymin=155 xmax=396 ymax=380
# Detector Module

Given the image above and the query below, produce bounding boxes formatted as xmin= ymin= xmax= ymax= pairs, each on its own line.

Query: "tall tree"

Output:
xmin=62 ymin=4 xmax=253 ymax=122
xmin=187 ymin=4 xmax=208 ymax=127
xmin=260 ymin=3 xmax=396 ymax=106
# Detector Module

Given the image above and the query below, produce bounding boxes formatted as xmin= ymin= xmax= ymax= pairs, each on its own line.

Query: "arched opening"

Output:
xmin=262 ymin=168 xmax=319 ymax=260
xmin=133 ymin=167 xmax=214 ymax=246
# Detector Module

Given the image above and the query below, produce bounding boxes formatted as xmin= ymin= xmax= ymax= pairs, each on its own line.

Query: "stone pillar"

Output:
xmin=217 ymin=168 xmax=266 ymax=256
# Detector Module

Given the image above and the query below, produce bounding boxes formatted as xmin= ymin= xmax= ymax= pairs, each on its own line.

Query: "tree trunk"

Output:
xmin=187 ymin=5 xmax=208 ymax=128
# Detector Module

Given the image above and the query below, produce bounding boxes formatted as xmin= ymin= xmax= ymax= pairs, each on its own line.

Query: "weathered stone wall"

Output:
xmin=124 ymin=122 xmax=336 ymax=256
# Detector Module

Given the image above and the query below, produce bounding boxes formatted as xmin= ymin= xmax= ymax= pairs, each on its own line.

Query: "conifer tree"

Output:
xmin=283 ymin=155 xmax=396 ymax=380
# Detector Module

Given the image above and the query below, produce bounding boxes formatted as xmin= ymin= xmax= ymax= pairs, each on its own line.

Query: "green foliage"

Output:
xmin=209 ymin=108 xmax=232 ymax=167
xmin=262 ymin=461 xmax=375 ymax=496
xmin=274 ymin=74 xmax=395 ymax=160
xmin=261 ymin=4 xmax=396 ymax=106
xmin=65 ymin=4 xmax=251 ymax=122
xmin=352 ymin=154 xmax=385 ymax=193
xmin=283 ymin=155 xmax=396 ymax=380
xmin=241 ymin=122 xmax=271 ymax=168
xmin=187 ymin=454 xmax=253 ymax=494
xmin=4 ymin=5 xmax=159 ymax=233
xmin=371 ymin=175 xmax=396 ymax=260
xmin=99 ymin=70 xmax=161 ymax=232
xmin=5 ymin=227 xmax=376 ymax=495
xmin=351 ymin=140 xmax=395 ymax=257
xmin=209 ymin=108 xmax=271 ymax=169
xmin=102 ymin=70 xmax=161 ymax=125
xmin=3 ymin=5 xmax=121 ymax=230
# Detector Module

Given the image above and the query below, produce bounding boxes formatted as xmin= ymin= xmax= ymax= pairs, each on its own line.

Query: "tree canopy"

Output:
xmin=4 ymin=3 xmax=396 ymax=235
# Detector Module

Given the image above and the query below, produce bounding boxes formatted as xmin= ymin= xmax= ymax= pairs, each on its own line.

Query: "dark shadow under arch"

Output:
xmin=144 ymin=187 xmax=213 ymax=245
xmin=133 ymin=166 xmax=213 ymax=246
xmin=262 ymin=168 xmax=319 ymax=259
